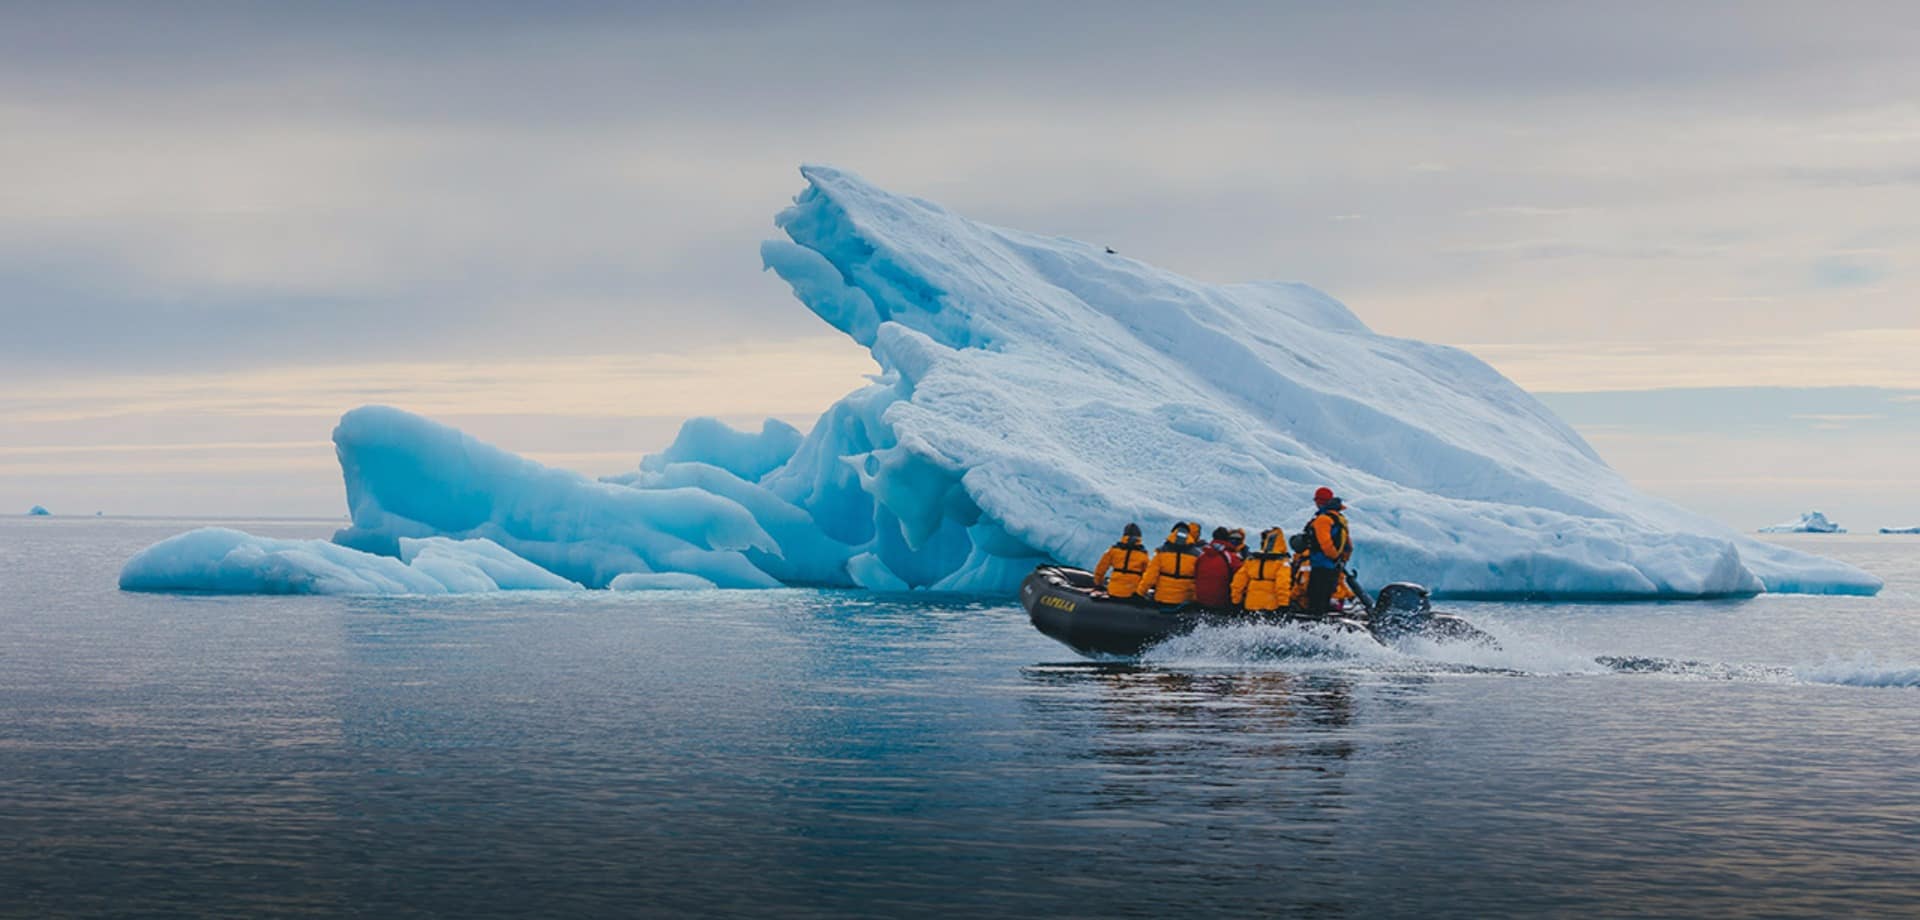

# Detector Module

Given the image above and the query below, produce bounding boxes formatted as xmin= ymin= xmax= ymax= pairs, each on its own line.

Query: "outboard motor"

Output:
xmin=1375 ymin=582 xmax=1431 ymax=616
xmin=1368 ymin=582 xmax=1433 ymax=641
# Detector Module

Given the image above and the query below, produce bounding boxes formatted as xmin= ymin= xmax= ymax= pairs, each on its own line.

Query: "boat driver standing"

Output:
xmin=1303 ymin=487 xmax=1352 ymax=616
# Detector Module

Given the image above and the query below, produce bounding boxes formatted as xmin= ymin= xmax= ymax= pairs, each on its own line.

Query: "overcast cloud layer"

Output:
xmin=2 ymin=2 xmax=1917 ymax=520
xmin=5 ymin=1 xmax=1919 ymax=376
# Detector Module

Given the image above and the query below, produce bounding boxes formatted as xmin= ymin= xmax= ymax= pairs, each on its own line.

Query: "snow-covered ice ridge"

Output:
xmin=1760 ymin=512 xmax=1846 ymax=534
xmin=121 ymin=165 xmax=1879 ymax=597
xmin=121 ymin=528 xmax=579 ymax=594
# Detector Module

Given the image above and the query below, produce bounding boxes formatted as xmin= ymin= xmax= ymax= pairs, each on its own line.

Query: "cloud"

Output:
xmin=0 ymin=337 xmax=875 ymax=426
xmin=1462 ymin=206 xmax=1590 ymax=218
xmin=1465 ymin=330 xmax=1920 ymax=391
xmin=0 ymin=0 xmax=1916 ymax=389
xmin=0 ymin=335 xmax=877 ymax=515
xmin=1812 ymin=256 xmax=1888 ymax=288
xmin=1440 ymin=239 xmax=1732 ymax=262
xmin=1788 ymin=413 xmax=1883 ymax=424
xmin=1785 ymin=165 xmax=1920 ymax=188
xmin=7 ymin=2 xmax=1911 ymax=525
xmin=1567 ymin=425 xmax=1920 ymax=533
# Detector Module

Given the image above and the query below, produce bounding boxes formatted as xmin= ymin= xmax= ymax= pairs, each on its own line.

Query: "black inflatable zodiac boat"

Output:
xmin=1020 ymin=564 xmax=1495 ymax=658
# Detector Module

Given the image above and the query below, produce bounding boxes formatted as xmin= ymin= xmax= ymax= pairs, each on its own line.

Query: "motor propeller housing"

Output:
xmin=1374 ymin=582 xmax=1432 ymax=617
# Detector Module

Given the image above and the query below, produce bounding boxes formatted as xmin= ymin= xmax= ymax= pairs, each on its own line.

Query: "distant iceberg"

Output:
xmin=609 ymin=572 xmax=719 ymax=591
xmin=27 ymin=505 xmax=50 ymax=516
xmin=120 ymin=165 xmax=1881 ymax=598
xmin=1881 ymin=526 xmax=1920 ymax=535
xmin=1759 ymin=512 xmax=1847 ymax=534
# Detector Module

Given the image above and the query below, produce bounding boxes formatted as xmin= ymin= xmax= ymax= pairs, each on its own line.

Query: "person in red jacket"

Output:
xmin=1193 ymin=526 xmax=1244 ymax=608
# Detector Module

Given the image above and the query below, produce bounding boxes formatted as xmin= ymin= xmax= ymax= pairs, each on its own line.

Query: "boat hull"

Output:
xmin=1020 ymin=565 xmax=1492 ymax=658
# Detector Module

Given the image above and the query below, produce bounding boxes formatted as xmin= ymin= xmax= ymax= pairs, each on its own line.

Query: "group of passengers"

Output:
xmin=1093 ymin=487 xmax=1356 ymax=617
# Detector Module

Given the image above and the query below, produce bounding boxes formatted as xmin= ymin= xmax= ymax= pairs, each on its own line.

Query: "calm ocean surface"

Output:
xmin=3 ymin=517 xmax=1918 ymax=918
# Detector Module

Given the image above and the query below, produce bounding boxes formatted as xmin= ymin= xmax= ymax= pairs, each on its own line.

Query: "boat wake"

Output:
xmin=1792 ymin=655 xmax=1920 ymax=689
xmin=1129 ymin=620 xmax=1920 ymax=689
xmin=1598 ymin=654 xmax=1920 ymax=689
xmin=1138 ymin=618 xmax=1599 ymax=676
xmin=1139 ymin=621 xmax=1399 ymax=667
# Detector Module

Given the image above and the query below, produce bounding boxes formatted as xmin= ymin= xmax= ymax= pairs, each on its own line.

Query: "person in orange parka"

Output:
xmin=1093 ymin=523 xmax=1152 ymax=599
xmin=1302 ymin=487 xmax=1353 ymax=615
xmin=1138 ymin=522 xmax=1203 ymax=605
xmin=1232 ymin=528 xmax=1293 ymax=613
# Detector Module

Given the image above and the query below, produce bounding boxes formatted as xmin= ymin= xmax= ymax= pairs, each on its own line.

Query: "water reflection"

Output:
xmin=1024 ymin=663 xmax=1358 ymax=732
xmin=12 ymin=520 xmax=1920 ymax=918
xmin=1023 ymin=665 xmax=1364 ymax=835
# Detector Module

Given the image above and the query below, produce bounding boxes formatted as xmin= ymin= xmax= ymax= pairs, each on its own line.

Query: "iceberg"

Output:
xmin=122 ymin=165 xmax=1880 ymax=599
xmin=608 ymin=572 xmax=719 ymax=591
xmin=1759 ymin=512 xmax=1846 ymax=534
xmin=1879 ymin=526 xmax=1919 ymax=535
xmin=27 ymin=505 xmax=50 ymax=516
xmin=329 ymin=406 xmax=785 ymax=589
xmin=119 ymin=527 xmax=580 ymax=594
xmin=641 ymin=417 xmax=803 ymax=482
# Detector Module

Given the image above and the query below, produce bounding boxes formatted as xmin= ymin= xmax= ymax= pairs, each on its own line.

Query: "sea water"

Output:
xmin=2 ymin=517 xmax=1918 ymax=918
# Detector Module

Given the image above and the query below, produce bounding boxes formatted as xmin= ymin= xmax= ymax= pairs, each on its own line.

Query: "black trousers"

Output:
xmin=1306 ymin=564 xmax=1340 ymax=616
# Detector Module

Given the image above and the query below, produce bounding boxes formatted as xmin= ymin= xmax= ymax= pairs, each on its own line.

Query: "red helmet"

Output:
xmin=1313 ymin=486 xmax=1334 ymax=504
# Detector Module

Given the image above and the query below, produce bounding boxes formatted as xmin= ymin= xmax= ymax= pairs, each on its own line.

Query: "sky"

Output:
xmin=2 ymin=1 xmax=1916 ymax=529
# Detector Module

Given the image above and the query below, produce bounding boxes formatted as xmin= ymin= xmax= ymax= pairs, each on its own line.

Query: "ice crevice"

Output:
xmin=119 ymin=164 xmax=1880 ymax=598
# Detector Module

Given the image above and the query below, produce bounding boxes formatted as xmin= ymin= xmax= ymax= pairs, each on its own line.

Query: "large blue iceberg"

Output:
xmin=120 ymin=165 xmax=1880 ymax=598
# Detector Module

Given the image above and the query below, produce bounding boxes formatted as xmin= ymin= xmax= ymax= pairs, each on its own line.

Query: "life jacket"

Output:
xmin=1106 ymin=540 xmax=1149 ymax=571
xmin=1140 ymin=529 xmax=1202 ymax=605
xmin=1094 ymin=538 xmax=1151 ymax=598
xmin=1232 ymin=552 xmax=1293 ymax=611
xmin=1305 ymin=508 xmax=1350 ymax=566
